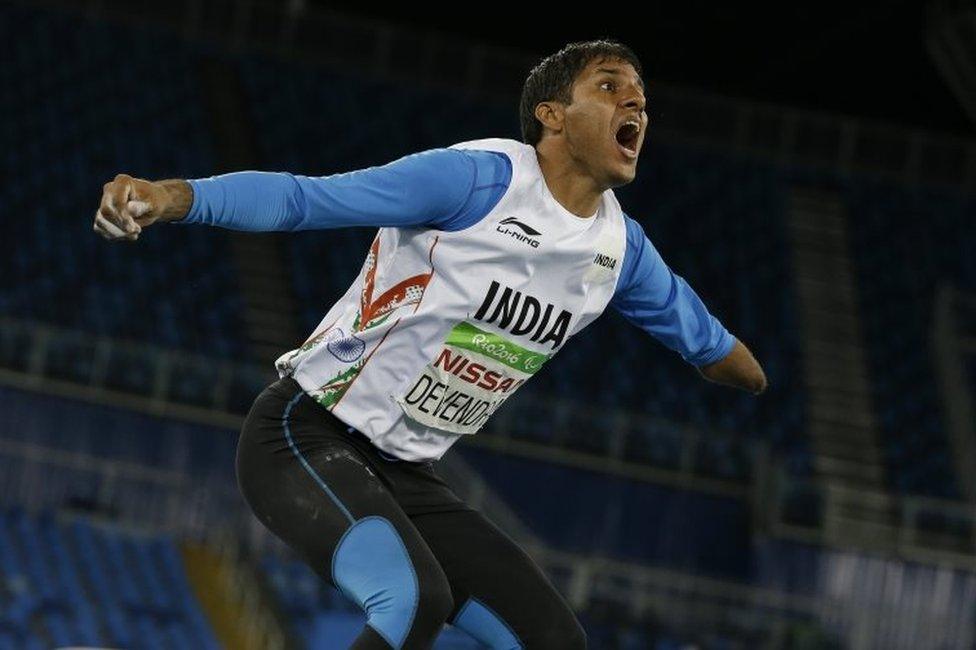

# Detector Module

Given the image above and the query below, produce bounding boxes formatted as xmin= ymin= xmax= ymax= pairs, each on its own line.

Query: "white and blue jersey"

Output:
xmin=180 ymin=138 xmax=734 ymax=461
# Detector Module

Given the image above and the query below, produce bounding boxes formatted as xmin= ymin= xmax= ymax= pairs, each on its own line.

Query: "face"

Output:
xmin=559 ymin=58 xmax=648 ymax=188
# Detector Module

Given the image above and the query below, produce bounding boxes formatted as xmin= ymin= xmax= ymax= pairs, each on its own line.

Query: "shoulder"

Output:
xmin=441 ymin=139 xmax=518 ymax=192
xmin=449 ymin=137 xmax=529 ymax=153
xmin=387 ymin=147 xmax=511 ymax=190
xmin=613 ymin=212 xmax=664 ymax=293
xmin=618 ymin=210 xmax=660 ymax=248
xmin=620 ymin=211 xmax=643 ymax=240
xmin=449 ymin=138 xmax=530 ymax=165
xmin=597 ymin=191 xmax=636 ymax=246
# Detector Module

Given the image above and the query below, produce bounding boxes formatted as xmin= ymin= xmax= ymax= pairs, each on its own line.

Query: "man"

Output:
xmin=94 ymin=40 xmax=765 ymax=649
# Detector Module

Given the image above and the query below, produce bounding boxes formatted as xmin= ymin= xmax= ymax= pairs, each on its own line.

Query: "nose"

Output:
xmin=621 ymin=87 xmax=646 ymax=113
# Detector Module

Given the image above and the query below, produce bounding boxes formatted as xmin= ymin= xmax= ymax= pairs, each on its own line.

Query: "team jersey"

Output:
xmin=179 ymin=138 xmax=735 ymax=461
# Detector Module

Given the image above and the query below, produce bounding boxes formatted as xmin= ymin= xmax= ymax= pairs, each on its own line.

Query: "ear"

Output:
xmin=534 ymin=101 xmax=565 ymax=135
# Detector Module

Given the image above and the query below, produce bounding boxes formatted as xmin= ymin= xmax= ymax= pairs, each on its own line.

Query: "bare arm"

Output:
xmin=153 ymin=179 xmax=194 ymax=222
xmin=92 ymin=174 xmax=192 ymax=241
xmin=697 ymin=338 xmax=767 ymax=395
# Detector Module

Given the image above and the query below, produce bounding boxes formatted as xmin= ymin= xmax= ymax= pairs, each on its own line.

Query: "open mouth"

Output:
xmin=615 ymin=120 xmax=641 ymax=158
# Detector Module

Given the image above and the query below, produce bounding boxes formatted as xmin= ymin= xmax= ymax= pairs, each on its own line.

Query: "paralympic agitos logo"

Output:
xmin=496 ymin=216 xmax=541 ymax=248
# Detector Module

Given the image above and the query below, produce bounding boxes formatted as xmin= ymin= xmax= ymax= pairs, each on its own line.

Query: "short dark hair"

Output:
xmin=519 ymin=40 xmax=644 ymax=146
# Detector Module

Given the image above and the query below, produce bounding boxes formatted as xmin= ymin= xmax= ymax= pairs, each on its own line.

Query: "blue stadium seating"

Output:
xmin=4 ymin=6 xmax=976 ymax=649
xmin=262 ymin=550 xmax=825 ymax=649
xmin=0 ymin=4 xmax=246 ymax=359
xmin=5 ymin=0 xmax=974 ymax=520
xmin=456 ymin=446 xmax=752 ymax=579
xmin=0 ymin=386 xmax=238 ymax=481
xmin=845 ymin=180 xmax=975 ymax=497
xmin=0 ymin=507 xmax=219 ymax=648
xmin=2 ymin=3 xmax=809 ymax=486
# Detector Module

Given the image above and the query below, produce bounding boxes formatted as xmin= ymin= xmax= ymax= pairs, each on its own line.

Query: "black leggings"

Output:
xmin=236 ymin=375 xmax=586 ymax=649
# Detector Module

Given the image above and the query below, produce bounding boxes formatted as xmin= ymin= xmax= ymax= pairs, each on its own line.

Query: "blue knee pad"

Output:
xmin=331 ymin=516 xmax=419 ymax=649
xmin=452 ymin=596 xmax=523 ymax=649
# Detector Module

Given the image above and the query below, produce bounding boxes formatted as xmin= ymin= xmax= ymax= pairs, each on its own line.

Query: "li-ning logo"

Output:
xmin=497 ymin=217 xmax=541 ymax=248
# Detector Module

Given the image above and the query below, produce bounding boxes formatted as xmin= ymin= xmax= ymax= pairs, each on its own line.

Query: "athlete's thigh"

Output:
xmin=237 ymin=381 xmax=460 ymax=648
xmin=410 ymin=509 xmax=586 ymax=649
xmin=236 ymin=381 xmax=444 ymax=589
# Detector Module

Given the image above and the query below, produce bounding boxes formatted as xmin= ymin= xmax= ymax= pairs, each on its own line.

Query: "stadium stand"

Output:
xmin=0 ymin=508 xmax=219 ymax=649
xmin=4 ymin=0 xmax=974 ymax=499
xmin=845 ymin=180 xmax=975 ymax=497
xmin=0 ymin=4 xmax=246 ymax=358
xmin=4 ymin=1 xmax=976 ymax=646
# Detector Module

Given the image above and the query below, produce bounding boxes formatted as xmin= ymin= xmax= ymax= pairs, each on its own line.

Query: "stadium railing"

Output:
xmin=4 ymin=315 xmax=976 ymax=573
xmin=0 ymin=316 xmax=757 ymax=495
xmin=0 ymin=439 xmax=970 ymax=650
xmin=768 ymin=466 xmax=976 ymax=566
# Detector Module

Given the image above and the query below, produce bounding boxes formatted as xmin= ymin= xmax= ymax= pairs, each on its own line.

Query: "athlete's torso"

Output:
xmin=275 ymin=138 xmax=627 ymax=461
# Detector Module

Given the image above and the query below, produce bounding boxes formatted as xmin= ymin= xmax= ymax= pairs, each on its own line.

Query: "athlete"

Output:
xmin=93 ymin=40 xmax=766 ymax=649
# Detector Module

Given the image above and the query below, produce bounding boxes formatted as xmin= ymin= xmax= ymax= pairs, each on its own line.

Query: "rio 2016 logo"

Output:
xmin=470 ymin=333 xmax=521 ymax=365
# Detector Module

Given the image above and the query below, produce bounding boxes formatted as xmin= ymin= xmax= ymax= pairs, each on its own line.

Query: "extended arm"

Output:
xmin=175 ymin=148 xmax=511 ymax=231
xmin=610 ymin=215 xmax=767 ymax=394
xmin=93 ymin=149 xmax=512 ymax=239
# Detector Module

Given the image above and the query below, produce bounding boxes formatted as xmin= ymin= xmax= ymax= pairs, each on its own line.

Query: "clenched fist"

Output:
xmin=93 ymin=174 xmax=190 ymax=241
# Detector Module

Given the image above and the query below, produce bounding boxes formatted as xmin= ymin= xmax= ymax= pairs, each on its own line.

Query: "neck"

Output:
xmin=535 ymin=139 xmax=604 ymax=218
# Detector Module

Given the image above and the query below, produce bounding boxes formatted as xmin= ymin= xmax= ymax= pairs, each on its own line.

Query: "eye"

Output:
xmin=600 ymin=80 xmax=616 ymax=92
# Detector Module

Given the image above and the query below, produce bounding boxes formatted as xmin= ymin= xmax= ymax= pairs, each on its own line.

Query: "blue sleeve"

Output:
xmin=610 ymin=214 xmax=736 ymax=367
xmin=176 ymin=148 xmax=511 ymax=232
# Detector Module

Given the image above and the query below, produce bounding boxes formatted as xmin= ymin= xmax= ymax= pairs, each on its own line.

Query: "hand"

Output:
xmin=93 ymin=173 xmax=168 ymax=241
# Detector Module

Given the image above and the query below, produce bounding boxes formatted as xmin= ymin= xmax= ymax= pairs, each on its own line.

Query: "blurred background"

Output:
xmin=1 ymin=0 xmax=975 ymax=648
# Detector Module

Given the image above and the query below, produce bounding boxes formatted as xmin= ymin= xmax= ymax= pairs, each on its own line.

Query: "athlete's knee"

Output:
xmin=377 ymin=570 xmax=452 ymax=623
xmin=332 ymin=516 xmax=452 ymax=642
xmin=332 ymin=517 xmax=440 ymax=636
